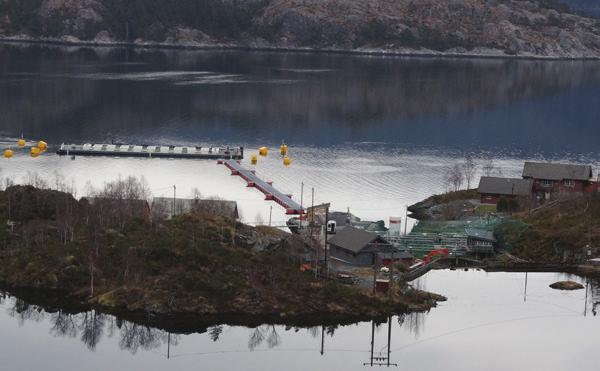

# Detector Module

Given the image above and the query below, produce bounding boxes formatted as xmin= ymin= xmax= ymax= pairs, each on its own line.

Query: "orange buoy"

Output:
xmin=38 ymin=140 xmax=48 ymax=151
xmin=3 ymin=149 xmax=13 ymax=159
xmin=17 ymin=139 xmax=26 ymax=148
xmin=259 ymin=146 xmax=268 ymax=157
xmin=280 ymin=143 xmax=288 ymax=156
xmin=283 ymin=156 xmax=291 ymax=166
xmin=30 ymin=147 xmax=41 ymax=157
xmin=251 ymin=154 xmax=258 ymax=165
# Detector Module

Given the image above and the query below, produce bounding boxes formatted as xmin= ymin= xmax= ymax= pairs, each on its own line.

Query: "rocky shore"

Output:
xmin=2 ymin=1 xmax=600 ymax=59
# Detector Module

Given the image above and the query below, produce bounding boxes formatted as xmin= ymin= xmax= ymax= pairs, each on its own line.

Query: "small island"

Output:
xmin=0 ymin=182 xmax=444 ymax=327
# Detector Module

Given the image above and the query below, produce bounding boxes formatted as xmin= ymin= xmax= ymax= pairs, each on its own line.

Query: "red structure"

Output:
xmin=478 ymin=162 xmax=599 ymax=206
xmin=522 ymin=162 xmax=598 ymax=202
xmin=220 ymin=159 xmax=305 ymax=215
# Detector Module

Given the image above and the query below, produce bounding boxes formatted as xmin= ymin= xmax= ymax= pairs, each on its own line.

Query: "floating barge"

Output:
xmin=57 ymin=143 xmax=243 ymax=160
xmin=220 ymin=159 xmax=305 ymax=215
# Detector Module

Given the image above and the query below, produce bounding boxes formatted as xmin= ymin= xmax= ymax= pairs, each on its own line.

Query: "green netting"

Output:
xmin=493 ymin=219 xmax=529 ymax=252
xmin=398 ymin=217 xmax=506 ymax=256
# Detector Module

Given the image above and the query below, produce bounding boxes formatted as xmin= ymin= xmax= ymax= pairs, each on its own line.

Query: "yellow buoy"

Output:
xmin=3 ymin=149 xmax=13 ymax=159
xmin=283 ymin=156 xmax=291 ymax=166
xmin=17 ymin=139 xmax=26 ymax=148
xmin=30 ymin=147 xmax=41 ymax=157
xmin=280 ymin=143 xmax=288 ymax=156
xmin=259 ymin=146 xmax=268 ymax=157
xmin=251 ymin=154 xmax=258 ymax=165
xmin=38 ymin=140 xmax=48 ymax=151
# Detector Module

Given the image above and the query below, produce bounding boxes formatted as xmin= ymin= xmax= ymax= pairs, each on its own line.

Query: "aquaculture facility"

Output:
xmin=57 ymin=143 xmax=244 ymax=160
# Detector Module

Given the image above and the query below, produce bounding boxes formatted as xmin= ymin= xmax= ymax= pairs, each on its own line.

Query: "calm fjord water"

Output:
xmin=1 ymin=43 xmax=600 ymax=226
xmin=1 ymin=43 xmax=600 ymax=370
xmin=2 ymin=271 xmax=600 ymax=371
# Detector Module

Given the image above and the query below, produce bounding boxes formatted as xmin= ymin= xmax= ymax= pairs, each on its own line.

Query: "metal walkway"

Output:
xmin=220 ymin=159 xmax=305 ymax=215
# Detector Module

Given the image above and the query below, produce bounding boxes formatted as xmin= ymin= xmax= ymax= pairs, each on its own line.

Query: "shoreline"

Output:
xmin=3 ymin=36 xmax=600 ymax=62
xmin=0 ymin=283 xmax=445 ymax=334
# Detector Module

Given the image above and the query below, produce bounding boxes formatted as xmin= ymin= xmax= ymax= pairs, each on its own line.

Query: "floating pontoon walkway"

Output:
xmin=57 ymin=143 xmax=243 ymax=160
xmin=220 ymin=159 xmax=305 ymax=215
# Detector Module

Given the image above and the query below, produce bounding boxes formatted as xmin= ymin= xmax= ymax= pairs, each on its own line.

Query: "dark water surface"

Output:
xmin=1 ymin=43 xmax=600 ymax=227
xmin=1 ymin=270 xmax=599 ymax=371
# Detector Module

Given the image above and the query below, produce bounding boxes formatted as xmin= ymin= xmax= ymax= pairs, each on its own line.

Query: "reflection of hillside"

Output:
xmin=1 ymin=44 xmax=600 ymax=145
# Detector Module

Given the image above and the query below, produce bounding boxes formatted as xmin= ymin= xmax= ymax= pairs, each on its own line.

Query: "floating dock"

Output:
xmin=220 ymin=159 xmax=305 ymax=215
xmin=56 ymin=143 xmax=243 ymax=160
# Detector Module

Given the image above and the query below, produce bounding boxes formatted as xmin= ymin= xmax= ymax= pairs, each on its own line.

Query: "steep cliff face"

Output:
xmin=2 ymin=0 xmax=600 ymax=58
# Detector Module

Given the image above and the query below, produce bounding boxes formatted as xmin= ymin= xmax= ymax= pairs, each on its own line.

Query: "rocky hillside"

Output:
xmin=2 ymin=0 xmax=600 ymax=58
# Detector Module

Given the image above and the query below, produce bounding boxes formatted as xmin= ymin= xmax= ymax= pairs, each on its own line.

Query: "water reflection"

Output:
xmin=3 ymin=295 xmax=178 ymax=353
xmin=2 ymin=43 xmax=600 ymax=153
xmin=2 ymin=270 xmax=600 ymax=371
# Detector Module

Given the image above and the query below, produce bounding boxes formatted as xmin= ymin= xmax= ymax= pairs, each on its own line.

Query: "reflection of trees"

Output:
xmin=4 ymin=296 xmax=178 ymax=353
xmin=118 ymin=322 xmax=178 ymax=354
xmin=248 ymin=325 xmax=281 ymax=351
xmin=208 ymin=325 xmax=223 ymax=342
xmin=8 ymin=299 xmax=47 ymax=326
xmin=51 ymin=311 xmax=79 ymax=338
xmin=80 ymin=310 xmax=105 ymax=350
xmin=397 ymin=312 xmax=426 ymax=337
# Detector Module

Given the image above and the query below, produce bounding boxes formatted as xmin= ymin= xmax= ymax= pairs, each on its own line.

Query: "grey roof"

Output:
xmin=328 ymin=226 xmax=388 ymax=254
xmin=522 ymin=162 xmax=593 ymax=181
xmin=465 ymin=229 xmax=496 ymax=242
xmin=478 ymin=177 xmax=533 ymax=196
xmin=152 ymin=197 xmax=239 ymax=219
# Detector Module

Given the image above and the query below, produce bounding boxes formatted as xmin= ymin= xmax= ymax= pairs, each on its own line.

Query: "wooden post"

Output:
xmin=372 ymin=250 xmax=377 ymax=293
xmin=325 ymin=206 xmax=329 ymax=279
xmin=389 ymin=248 xmax=394 ymax=299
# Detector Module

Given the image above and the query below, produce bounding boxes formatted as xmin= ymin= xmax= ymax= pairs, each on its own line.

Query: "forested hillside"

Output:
xmin=2 ymin=0 xmax=600 ymax=58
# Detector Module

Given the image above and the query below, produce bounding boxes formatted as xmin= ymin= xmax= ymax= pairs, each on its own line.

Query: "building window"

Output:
xmin=540 ymin=179 xmax=553 ymax=187
xmin=563 ymin=179 xmax=575 ymax=187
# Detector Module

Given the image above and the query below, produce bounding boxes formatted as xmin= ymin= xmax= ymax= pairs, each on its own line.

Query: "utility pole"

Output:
xmin=324 ymin=205 xmax=329 ymax=279
xmin=372 ymin=250 xmax=378 ymax=294
xmin=389 ymin=248 xmax=394 ymax=299
xmin=363 ymin=317 xmax=397 ymax=367
xmin=404 ymin=205 xmax=408 ymax=236
xmin=320 ymin=325 xmax=325 ymax=355
xmin=172 ymin=185 xmax=176 ymax=218
xmin=524 ymin=271 xmax=528 ymax=302
xmin=268 ymin=205 xmax=273 ymax=226
xmin=300 ymin=182 xmax=304 ymax=210
xmin=584 ymin=277 xmax=589 ymax=316
xmin=386 ymin=316 xmax=392 ymax=367
xmin=312 ymin=188 xmax=317 ymax=278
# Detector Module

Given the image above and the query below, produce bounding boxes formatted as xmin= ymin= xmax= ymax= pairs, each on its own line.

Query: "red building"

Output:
xmin=522 ymin=162 xmax=597 ymax=202
xmin=478 ymin=176 xmax=533 ymax=204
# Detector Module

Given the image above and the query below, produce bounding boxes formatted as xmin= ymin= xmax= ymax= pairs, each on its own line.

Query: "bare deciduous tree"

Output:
xmin=482 ymin=158 xmax=503 ymax=177
xmin=462 ymin=155 xmax=477 ymax=189
xmin=23 ymin=171 xmax=48 ymax=189
xmin=445 ymin=164 xmax=464 ymax=192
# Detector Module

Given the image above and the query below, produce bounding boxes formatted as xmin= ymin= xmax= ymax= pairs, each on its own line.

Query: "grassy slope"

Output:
xmin=507 ymin=194 xmax=600 ymax=262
